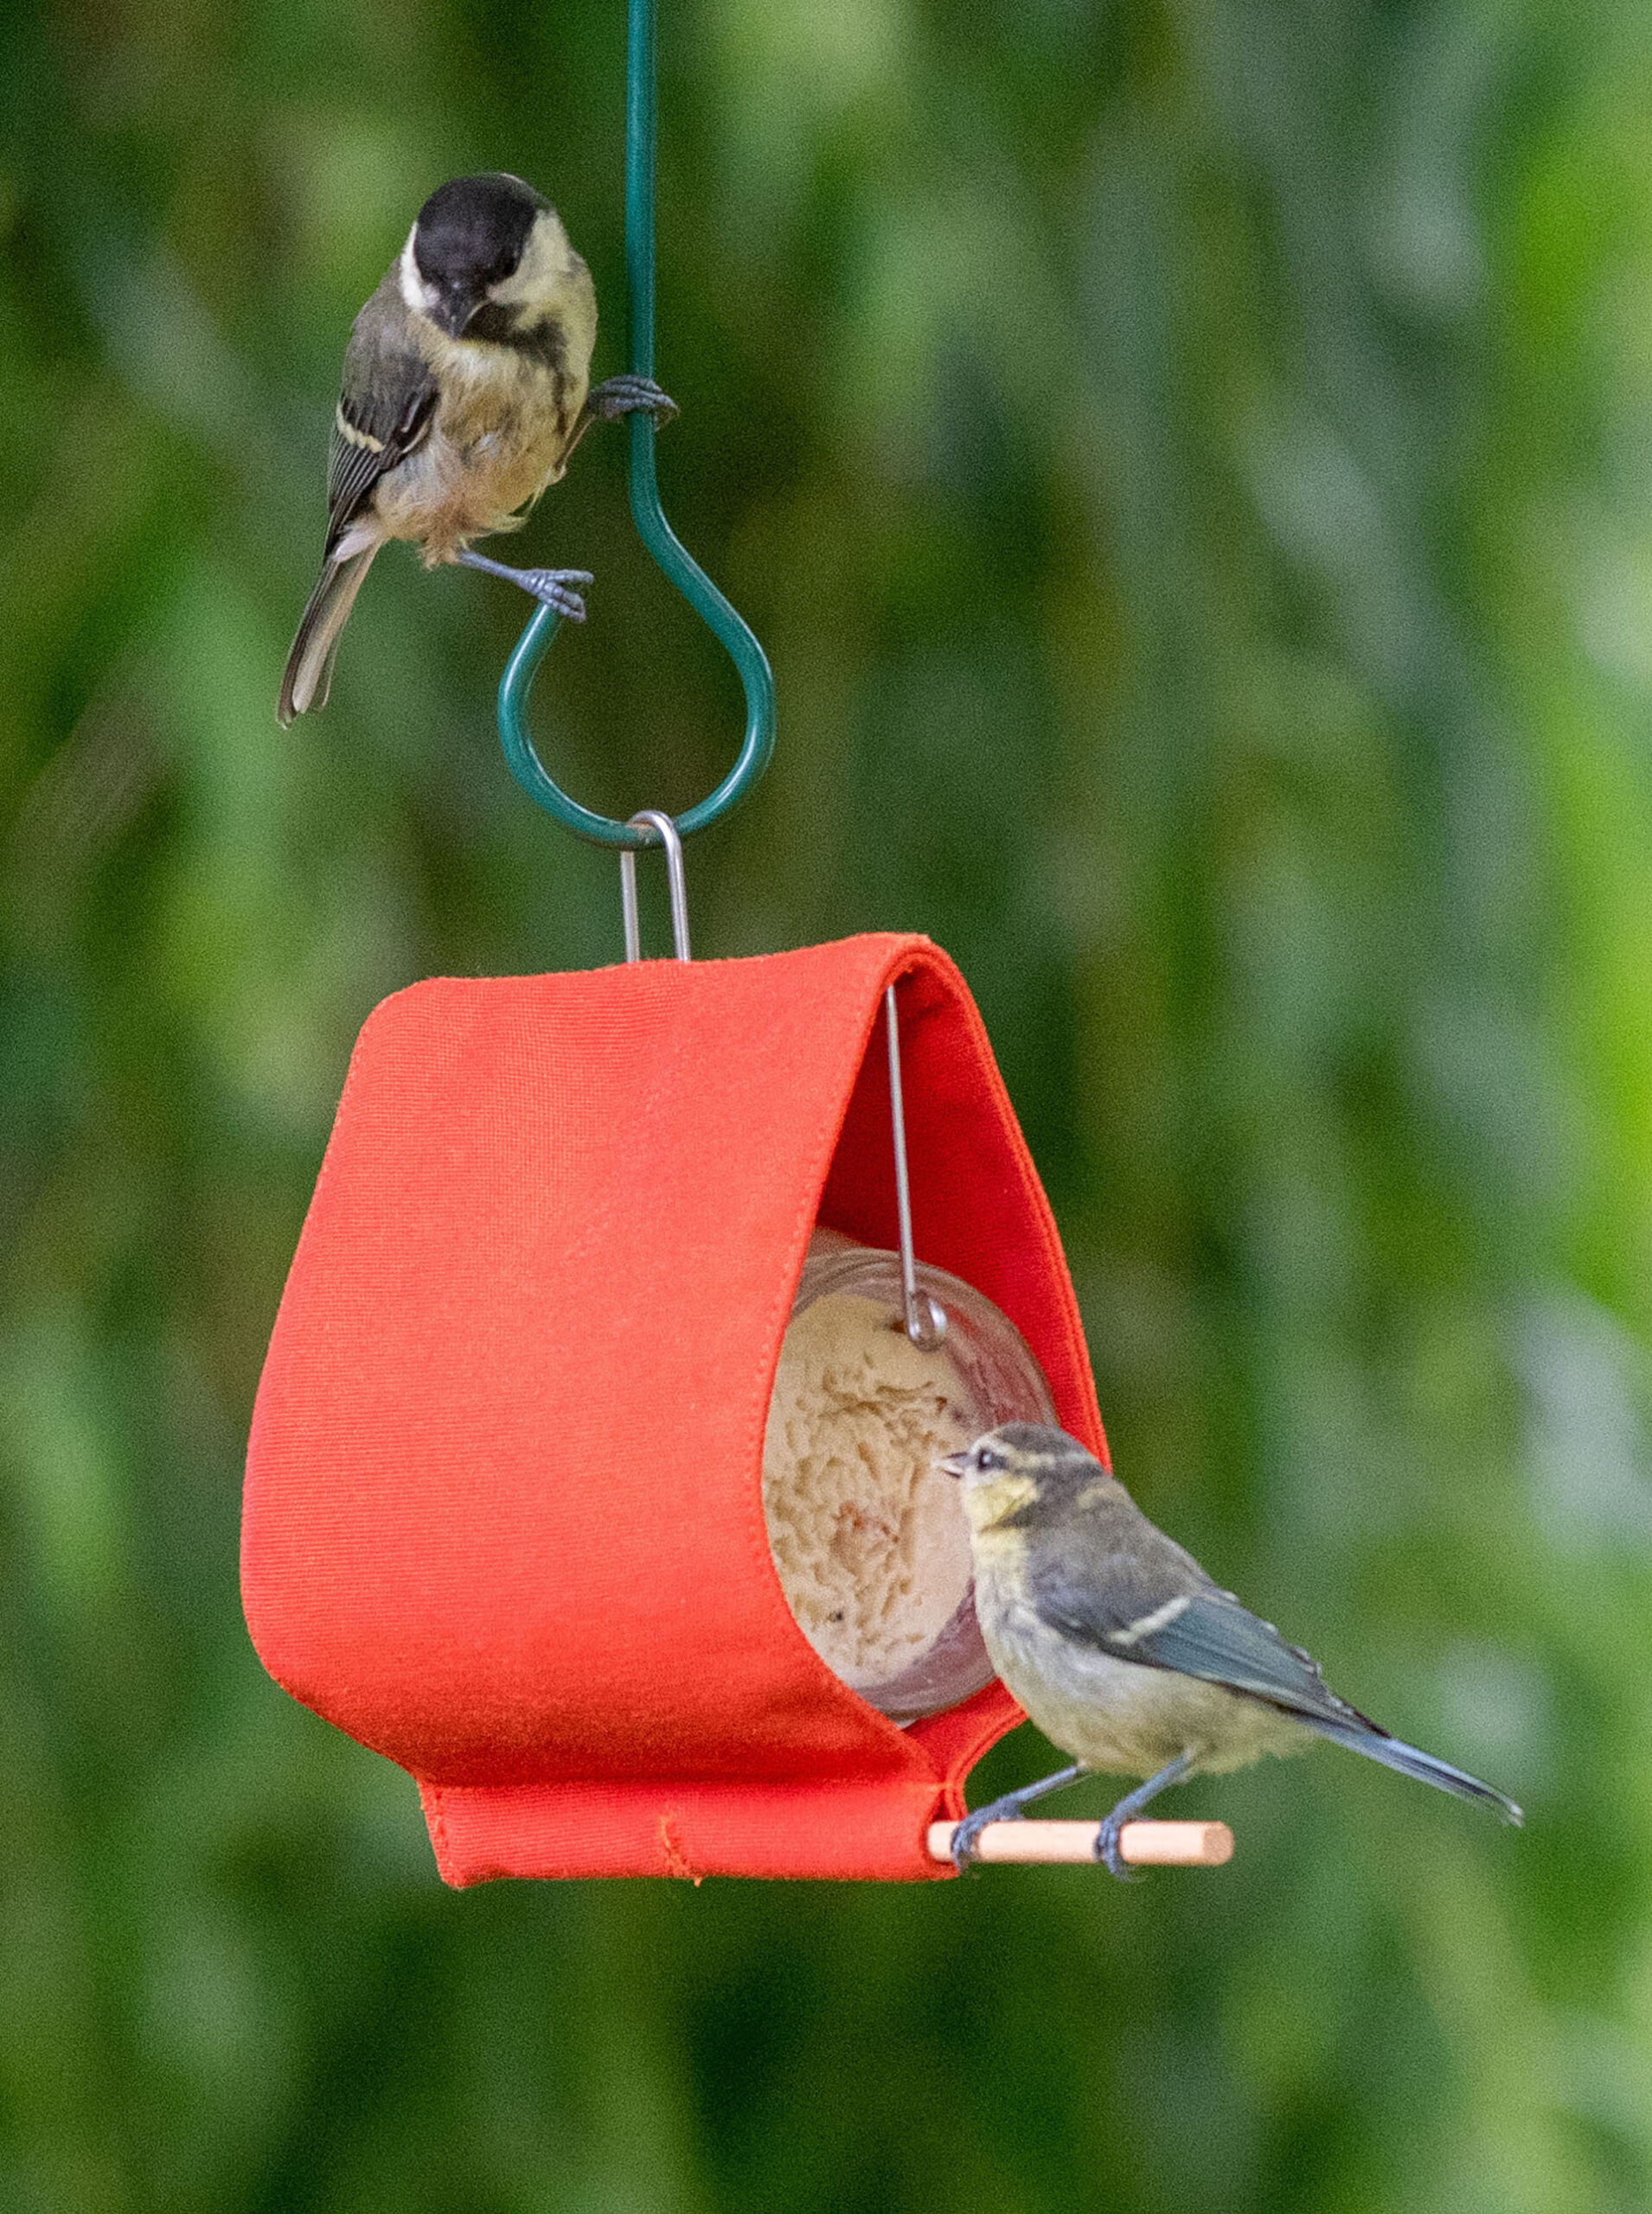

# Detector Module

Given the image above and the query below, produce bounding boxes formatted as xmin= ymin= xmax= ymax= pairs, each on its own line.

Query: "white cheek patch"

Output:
xmin=399 ymin=227 xmax=437 ymax=317
xmin=488 ymin=210 xmax=571 ymax=310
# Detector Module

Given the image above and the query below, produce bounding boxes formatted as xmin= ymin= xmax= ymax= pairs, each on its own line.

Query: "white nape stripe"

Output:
xmin=1108 ymin=1593 xmax=1191 ymax=1648
xmin=334 ymin=406 xmax=384 ymax=453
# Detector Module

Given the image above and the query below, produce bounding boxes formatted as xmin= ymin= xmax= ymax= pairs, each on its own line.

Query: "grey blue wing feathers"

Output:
xmin=1101 ymin=1589 xmax=1375 ymax=1728
xmin=1030 ymin=1546 xmax=1522 ymax=1824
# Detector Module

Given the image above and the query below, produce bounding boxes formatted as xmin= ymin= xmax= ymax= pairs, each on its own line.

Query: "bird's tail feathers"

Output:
xmin=1303 ymin=1713 xmax=1522 ymax=1825
xmin=278 ymin=545 xmax=380 ymax=725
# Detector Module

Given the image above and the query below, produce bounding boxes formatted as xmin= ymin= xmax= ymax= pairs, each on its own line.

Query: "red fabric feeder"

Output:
xmin=242 ymin=931 xmax=1106 ymax=1883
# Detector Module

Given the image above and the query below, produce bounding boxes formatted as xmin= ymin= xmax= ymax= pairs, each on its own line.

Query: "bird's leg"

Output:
xmin=455 ymin=548 xmax=595 ymax=623
xmin=949 ymin=1763 xmax=1086 ymax=1875
xmin=585 ymin=374 xmax=679 ymax=426
xmin=1094 ymin=1750 xmax=1195 ymax=1882
xmin=560 ymin=375 xmax=680 ymax=468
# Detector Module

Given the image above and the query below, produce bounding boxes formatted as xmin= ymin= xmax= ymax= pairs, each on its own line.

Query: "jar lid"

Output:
xmin=762 ymin=1232 xmax=1056 ymax=1722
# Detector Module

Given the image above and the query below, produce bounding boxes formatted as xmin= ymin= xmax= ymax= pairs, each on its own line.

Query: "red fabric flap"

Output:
xmin=241 ymin=935 xmax=1104 ymax=1882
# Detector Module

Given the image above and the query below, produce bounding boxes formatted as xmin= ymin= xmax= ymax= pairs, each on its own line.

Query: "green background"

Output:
xmin=4 ymin=0 xmax=1649 ymax=2206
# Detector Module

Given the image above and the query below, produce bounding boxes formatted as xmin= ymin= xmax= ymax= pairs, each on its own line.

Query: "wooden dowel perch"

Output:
xmin=927 ymin=1819 xmax=1234 ymax=1868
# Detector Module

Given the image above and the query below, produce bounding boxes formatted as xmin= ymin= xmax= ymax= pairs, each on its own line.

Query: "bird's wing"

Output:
xmin=1033 ymin=1561 xmax=1373 ymax=1731
xmin=323 ymin=322 xmax=438 ymax=553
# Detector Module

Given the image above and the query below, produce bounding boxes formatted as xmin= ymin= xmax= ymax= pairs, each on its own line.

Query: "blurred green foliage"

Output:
xmin=4 ymin=0 xmax=1652 ymax=2206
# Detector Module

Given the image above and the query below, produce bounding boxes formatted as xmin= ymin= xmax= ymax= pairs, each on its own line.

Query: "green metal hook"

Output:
xmin=496 ymin=0 xmax=776 ymax=852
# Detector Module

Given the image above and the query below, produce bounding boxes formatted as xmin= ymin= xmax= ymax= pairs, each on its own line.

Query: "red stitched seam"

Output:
xmin=657 ymin=1814 xmax=701 ymax=1884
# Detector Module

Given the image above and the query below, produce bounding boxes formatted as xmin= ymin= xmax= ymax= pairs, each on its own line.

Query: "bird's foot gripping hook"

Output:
xmin=457 ymin=549 xmax=595 ymax=622
xmin=586 ymin=374 xmax=678 ymax=425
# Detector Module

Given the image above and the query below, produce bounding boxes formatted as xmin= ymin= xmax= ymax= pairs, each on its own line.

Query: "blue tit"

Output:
xmin=942 ymin=1424 xmax=1521 ymax=1877
xmin=279 ymin=171 xmax=676 ymax=726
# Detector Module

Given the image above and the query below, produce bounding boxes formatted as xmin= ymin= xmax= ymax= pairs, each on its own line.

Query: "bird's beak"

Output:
xmin=938 ymin=1452 xmax=968 ymax=1480
xmin=428 ymin=282 xmax=481 ymax=338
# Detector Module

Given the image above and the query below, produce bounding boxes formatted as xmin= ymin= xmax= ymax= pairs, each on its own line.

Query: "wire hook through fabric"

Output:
xmin=619 ymin=811 xmax=690 ymax=961
xmin=885 ymin=983 xmax=947 ymax=1348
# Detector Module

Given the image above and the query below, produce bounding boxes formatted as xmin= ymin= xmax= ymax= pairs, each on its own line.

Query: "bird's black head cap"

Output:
xmin=413 ymin=173 xmax=549 ymax=291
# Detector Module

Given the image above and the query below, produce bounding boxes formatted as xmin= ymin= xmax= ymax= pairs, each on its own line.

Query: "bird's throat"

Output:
xmin=960 ymin=1474 xmax=1042 ymax=1536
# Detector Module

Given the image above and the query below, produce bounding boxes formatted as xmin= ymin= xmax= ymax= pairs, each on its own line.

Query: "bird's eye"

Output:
xmin=975 ymin=1447 xmax=1005 ymax=1473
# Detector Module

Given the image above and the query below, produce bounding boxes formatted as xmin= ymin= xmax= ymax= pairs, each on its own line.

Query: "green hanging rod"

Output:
xmin=496 ymin=0 xmax=776 ymax=851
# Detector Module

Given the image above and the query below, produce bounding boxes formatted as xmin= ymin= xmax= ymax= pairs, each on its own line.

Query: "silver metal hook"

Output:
xmin=885 ymin=982 xmax=947 ymax=1348
xmin=619 ymin=809 xmax=691 ymax=962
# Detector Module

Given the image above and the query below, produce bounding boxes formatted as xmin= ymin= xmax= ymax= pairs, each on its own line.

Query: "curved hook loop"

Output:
xmin=496 ymin=0 xmax=776 ymax=853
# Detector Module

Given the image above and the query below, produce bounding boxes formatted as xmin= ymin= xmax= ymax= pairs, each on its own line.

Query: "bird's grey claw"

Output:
xmin=1094 ymin=1815 xmax=1146 ymax=1883
xmin=520 ymin=568 xmax=594 ymax=621
xmin=588 ymin=374 xmax=679 ymax=426
xmin=949 ymin=1808 xmax=1002 ymax=1875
